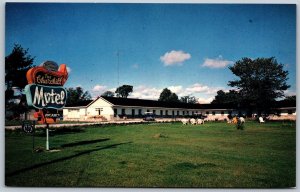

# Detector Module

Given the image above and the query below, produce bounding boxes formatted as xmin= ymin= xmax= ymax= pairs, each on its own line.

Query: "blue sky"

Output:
xmin=5 ymin=3 xmax=296 ymax=103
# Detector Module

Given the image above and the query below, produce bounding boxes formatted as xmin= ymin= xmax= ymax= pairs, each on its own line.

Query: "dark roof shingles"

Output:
xmin=102 ymin=96 xmax=233 ymax=109
xmin=65 ymin=100 xmax=93 ymax=107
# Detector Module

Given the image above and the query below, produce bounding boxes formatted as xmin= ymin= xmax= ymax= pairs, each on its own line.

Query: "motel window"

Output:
xmin=95 ymin=108 xmax=103 ymax=115
xmin=212 ymin=111 xmax=216 ymax=115
xmin=147 ymin=109 xmax=150 ymax=112
xmin=187 ymin=111 xmax=189 ymax=115
xmin=153 ymin=110 xmax=156 ymax=115
xmin=288 ymin=110 xmax=293 ymax=114
xmin=206 ymin=111 xmax=209 ymax=115
xmin=221 ymin=111 xmax=224 ymax=116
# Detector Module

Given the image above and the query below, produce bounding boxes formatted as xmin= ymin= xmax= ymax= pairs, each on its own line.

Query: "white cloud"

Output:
xmin=284 ymin=89 xmax=296 ymax=97
xmin=185 ymin=83 xmax=222 ymax=95
xmin=92 ymin=85 xmax=107 ymax=92
xmin=129 ymin=85 xmax=162 ymax=100
xmin=168 ymin=85 xmax=183 ymax=95
xmin=197 ymin=97 xmax=214 ymax=104
xmin=109 ymin=87 xmax=116 ymax=92
xmin=91 ymin=85 xmax=107 ymax=98
xmin=202 ymin=55 xmax=233 ymax=69
xmin=160 ymin=50 xmax=191 ymax=66
xmin=186 ymin=83 xmax=210 ymax=93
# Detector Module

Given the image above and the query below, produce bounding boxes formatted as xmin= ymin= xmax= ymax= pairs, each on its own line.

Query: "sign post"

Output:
xmin=25 ymin=61 xmax=68 ymax=151
xmin=46 ymin=124 xmax=49 ymax=150
xmin=22 ymin=120 xmax=36 ymax=152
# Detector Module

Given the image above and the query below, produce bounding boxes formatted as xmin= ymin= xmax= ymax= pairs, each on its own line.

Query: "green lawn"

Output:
xmin=5 ymin=121 xmax=296 ymax=187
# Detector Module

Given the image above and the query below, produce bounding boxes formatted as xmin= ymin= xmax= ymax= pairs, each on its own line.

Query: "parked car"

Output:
xmin=143 ymin=112 xmax=155 ymax=121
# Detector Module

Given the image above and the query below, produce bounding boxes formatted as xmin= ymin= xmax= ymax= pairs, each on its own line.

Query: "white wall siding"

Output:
xmin=63 ymin=108 xmax=85 ymax=120
xmin=62 ymin=97 xmax=296 ymax=122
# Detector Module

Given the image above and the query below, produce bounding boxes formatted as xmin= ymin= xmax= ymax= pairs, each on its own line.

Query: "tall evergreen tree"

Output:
xmin=228 ymin=57 xmax=290 ymax=114
xmin=5 ymin=44 xmax=35 ymax=91
xmin=5 ymin=44 xmax=35 ymax=119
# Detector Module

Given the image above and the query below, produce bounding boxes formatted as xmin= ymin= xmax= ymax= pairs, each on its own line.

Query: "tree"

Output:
xmin=211 ymin=90 xmax=240 ymax=105
xmin=5 ymin=44 xmax=35 ymax=91
xmin=180 ymin=95 xmax=197 ymax=104
xmin=66 ymin=87 xmax=91 ymax=106
xmin=115 ymin=85 xmax=133 ymax=98
xmin=101 ymin=91 xmax=115 ymax=97
xmin=5 ymin=44 xmax=35 ymax=119
xmin=228 ymin=57 xmax=290 ymax=114
xmin=158 ymin=88 xmax=179 ymax=102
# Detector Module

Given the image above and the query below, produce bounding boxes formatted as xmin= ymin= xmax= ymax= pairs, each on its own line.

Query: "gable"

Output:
xmin=88 ymin=97 xmax=114 ymax=108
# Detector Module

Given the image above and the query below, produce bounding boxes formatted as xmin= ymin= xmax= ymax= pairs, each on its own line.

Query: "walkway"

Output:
xmin=5 ymin=119 xmax=176 ymax=130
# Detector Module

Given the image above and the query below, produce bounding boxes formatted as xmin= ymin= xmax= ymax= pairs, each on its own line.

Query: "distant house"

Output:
xmin=63 ymin=96 xmax=296 ymax=122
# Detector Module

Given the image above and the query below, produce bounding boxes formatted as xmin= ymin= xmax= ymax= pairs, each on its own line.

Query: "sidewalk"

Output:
xmin=5 ymin=119 xmax=176 ymax=130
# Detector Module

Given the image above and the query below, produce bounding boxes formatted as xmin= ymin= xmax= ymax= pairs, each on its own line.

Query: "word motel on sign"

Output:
xmin=33 ymin=86 xmax=65 ymax=107
xmin=25 ymin=84 xmax=67 ymax=109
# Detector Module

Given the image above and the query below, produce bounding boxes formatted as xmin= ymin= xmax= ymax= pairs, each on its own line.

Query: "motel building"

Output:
xmin=63 ymin=96 xmax=236 ymax=122
xmin=63 ymin=96 xmax=296 ymax=122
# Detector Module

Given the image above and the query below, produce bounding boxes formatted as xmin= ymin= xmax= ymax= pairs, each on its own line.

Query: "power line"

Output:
xmin=117 ymin=50 xmax=120 ymax=87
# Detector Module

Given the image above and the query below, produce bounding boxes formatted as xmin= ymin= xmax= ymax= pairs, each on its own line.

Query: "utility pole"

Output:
xmin=117 ymin=50 xmax=120 ymax=88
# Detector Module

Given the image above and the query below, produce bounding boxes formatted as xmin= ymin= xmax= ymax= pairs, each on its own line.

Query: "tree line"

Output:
xmin=5 ymin=44 xmax=294 ymax=119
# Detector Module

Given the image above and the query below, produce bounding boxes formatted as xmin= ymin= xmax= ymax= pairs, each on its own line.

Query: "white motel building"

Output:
xmin=63 ymin=96 xmax=296 ymax=121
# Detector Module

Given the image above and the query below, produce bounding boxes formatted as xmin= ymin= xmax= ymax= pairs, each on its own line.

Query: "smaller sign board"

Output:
xmin=44 ymin=113 xmax=61 ymax=118
xmin=41 ymin=61 xmax=59 ymax=72
xmin=22 ymin=121 xmax=35 ymax=134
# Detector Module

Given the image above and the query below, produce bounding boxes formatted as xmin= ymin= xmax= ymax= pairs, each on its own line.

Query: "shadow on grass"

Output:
xmin=6 ymin=141 xmax=132 ymax=178
xmin=60 ymin=138 xmax=110 ymax=148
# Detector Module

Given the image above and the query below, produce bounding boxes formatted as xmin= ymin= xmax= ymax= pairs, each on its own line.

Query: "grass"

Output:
xmin=5 ymin=121 xmax=296 ymax=187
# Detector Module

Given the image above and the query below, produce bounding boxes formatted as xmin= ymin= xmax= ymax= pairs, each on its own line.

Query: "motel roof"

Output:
xmin=65 ymin=100 xmax=93 ymax=107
